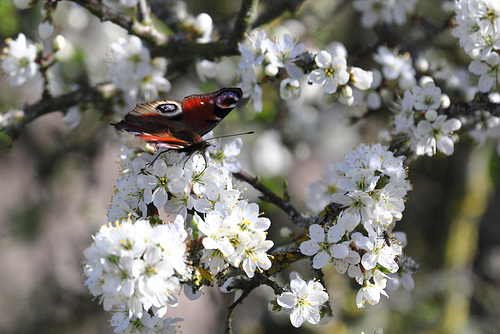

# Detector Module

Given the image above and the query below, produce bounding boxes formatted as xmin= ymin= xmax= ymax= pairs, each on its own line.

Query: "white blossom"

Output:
xmin=309 ymin=50 xmax=350 ymax=94
xmin=331 ymin=143 xmax=411 ymax=231
xmin=208 ymin=138 xmax=244 ymax=173
xmin=265 ymin=34 xmax=305 ymax=79
xmin=238 ymin=29 xmax=268 ymax=69
xmin=412 ymin=81 xmax=442 ymax=111
xmin=414 ymin=115 xmax=462 ymax=156
xmin=356 ymin=270 xmax=390 ymax=308
xmin=277 ymin=272 xmax=329 ymax=328
xmin=300 ymin=224 xmax=349 ymax=269
xmin=1 ymin=33 xmax=39 ymax=86
xmin=373 ymin=45 xmax=416 ymax=88
xmin=280 ymin=77 xmax=302 ymax=100
xmin=107 ymin=35 xmax=171 ymax=101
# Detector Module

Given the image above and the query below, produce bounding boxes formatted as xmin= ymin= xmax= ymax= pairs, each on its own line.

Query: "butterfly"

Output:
xmin=112 ymin=87 xmax=243 ymax=155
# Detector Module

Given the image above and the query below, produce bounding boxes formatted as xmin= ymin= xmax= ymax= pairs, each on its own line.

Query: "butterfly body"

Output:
xmin=112 ymin=87 xmax=243 ymax=154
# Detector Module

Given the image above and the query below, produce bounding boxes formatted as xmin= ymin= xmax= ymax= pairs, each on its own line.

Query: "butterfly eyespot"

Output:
xmin=156 ymin=103 xmax=179 ymax=114
xmin=216 ymin=91 xmax=241 ymax=108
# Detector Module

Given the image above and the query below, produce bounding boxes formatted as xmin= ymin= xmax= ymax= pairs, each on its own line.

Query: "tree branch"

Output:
xmin=3 ymin=85 xmax=106 ymax=140
xmin=67 ymin=0 xmax=168 ymax=45
xmin=234 ymin=170 xmax=305 ymax=224
xmin=251 ymin=0 xmax=306 ymax=28
xmin=229 ymin=0 xmax=259 ymax=50
xmin=225 ymin=283 xmax=257 ymax=334
xmin=445 ymin=95 xmax=500 ymax=128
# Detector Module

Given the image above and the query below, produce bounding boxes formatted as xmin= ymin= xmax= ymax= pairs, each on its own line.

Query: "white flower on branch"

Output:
xmin=356 ymin=270 xmax=390 ymax=308
xmin=197 ymin=202 xmax=273 ymax=278
xmin=265 ymin=33 xmax=305 ymax=79
xmin=373 ymin=45 xmax=416 ymax=89
xmin=300 ymin=224 xmax=349 ymax=269
xmin=392 ymin=81 xmax=463 ymax=157
xmin=1 ymin=33 xmax=39 ymax=87
xmin=414 ymin=115 xmax=462 ymax=156
xmin=280 ymin=77 xmax=302 ymax=100
xmin=277 ymin=272 xmax=329 ymax=328
xmin=238 ymin=29 xmax=268 ymax=69
xmin=208 ymin=138 xmax=244 ymax=173
xmin=309 ymin=50 xmax=350 ymax=94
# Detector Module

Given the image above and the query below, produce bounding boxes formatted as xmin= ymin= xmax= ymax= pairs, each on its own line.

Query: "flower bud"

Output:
xmin=440 ymin=94 xmax=451 ymax=109
xmin=38 ymin=20 xmax=54 ymax=40
xmin=415 ymin=56 xmax=429 ymax=72
xmin=265 ymin=64 xmax=278 ymax=77
xmin=425 ymin=109 xmax=438 ymax=122
xmin=338 ymin=85 xmax=354 ymax=105
xmin=195 ymin=13 xmax=213 ymax=34
xmin=53 ymin=35 xmax=66 ymax=53
xmin=418 ymin=75 xmax=434 ymax=86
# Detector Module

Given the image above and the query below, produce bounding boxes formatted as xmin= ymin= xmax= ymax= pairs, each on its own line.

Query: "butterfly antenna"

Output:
xmin=204 ymin=131 xmax=255 ymax=141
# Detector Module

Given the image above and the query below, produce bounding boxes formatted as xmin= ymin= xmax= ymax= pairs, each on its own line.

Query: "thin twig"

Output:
xmin=234 ymin=170 xmax=304 ymax=223
xmin=225 ymin=284 xmax=257 ymax=334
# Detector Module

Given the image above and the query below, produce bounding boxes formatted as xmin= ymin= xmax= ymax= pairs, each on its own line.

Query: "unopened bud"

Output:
xmin=53 ymin=35 xmax=66 ymax=53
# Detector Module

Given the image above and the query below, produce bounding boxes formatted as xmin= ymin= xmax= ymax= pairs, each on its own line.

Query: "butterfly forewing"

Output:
xmin=182 ymin=87 xmax=243 ymax=136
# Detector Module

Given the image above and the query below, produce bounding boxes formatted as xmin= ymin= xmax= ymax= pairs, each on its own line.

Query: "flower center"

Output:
xmin=324 ymin=67 xmax=335 ymax=77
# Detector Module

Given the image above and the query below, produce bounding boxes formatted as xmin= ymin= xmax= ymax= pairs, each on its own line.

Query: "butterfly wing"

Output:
xmin=113 ymin=99 xmax=200 ymax=149
xmin=112 ymin=87 xmax=243 ymax=149
xmin=181 ymin=87 xmax=243 ymax=136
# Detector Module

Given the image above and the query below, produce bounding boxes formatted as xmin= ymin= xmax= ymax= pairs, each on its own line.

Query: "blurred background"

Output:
xmin=1 ymin=0 xmax=500 ymax=333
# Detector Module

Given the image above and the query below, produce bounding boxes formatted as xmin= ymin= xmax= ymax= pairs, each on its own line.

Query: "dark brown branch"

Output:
xmin=229 ymin=0 xmax=259 ymax=50
xmin=234 ymin=170 xmax=304 ymax=224
xmin=223 ymin=272 xmax=284 ymax=334
xmin=67 ymin=0 xmax=168 ymax=45
xmin=225 ymin=283 xmax=257 ymax=334
xmin=445 ymin=96 xmax=500 ymax=125
xmin=3 ymin=86 xmax=106 ymax=140
xmin=251 ymin=0 xmax=306 ymax=28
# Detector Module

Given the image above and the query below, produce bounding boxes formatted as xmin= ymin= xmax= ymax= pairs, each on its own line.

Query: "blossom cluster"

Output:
xmin=392 ymin=81 xmax=462 ymax=156
xmin=83 ymin=217 xmax=187 ymax=332
xmin=366 ymin=45 xmax=418 ymax=110
xmin=452 ymin=0 xmax=500 ymax=92
xmin=302 ymin=143 xmax=414 ymax=307
xmin=237 ymin=29 xmax=373 ymax=112
xmin=108 ymin=139 xmax=242 ymax=223
xmin=86 ymin=138 xmax=278 ymax=332
xmin=106 ymin=36 xmax=171 ymax=106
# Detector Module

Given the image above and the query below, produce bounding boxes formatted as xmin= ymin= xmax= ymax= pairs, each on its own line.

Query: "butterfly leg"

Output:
xmin=146 ymin=149 xmax=169 ymax=168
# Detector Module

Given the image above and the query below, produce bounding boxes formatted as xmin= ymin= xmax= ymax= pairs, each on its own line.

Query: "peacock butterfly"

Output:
xmin=112 ymin=87 xmax=243 ymax=155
